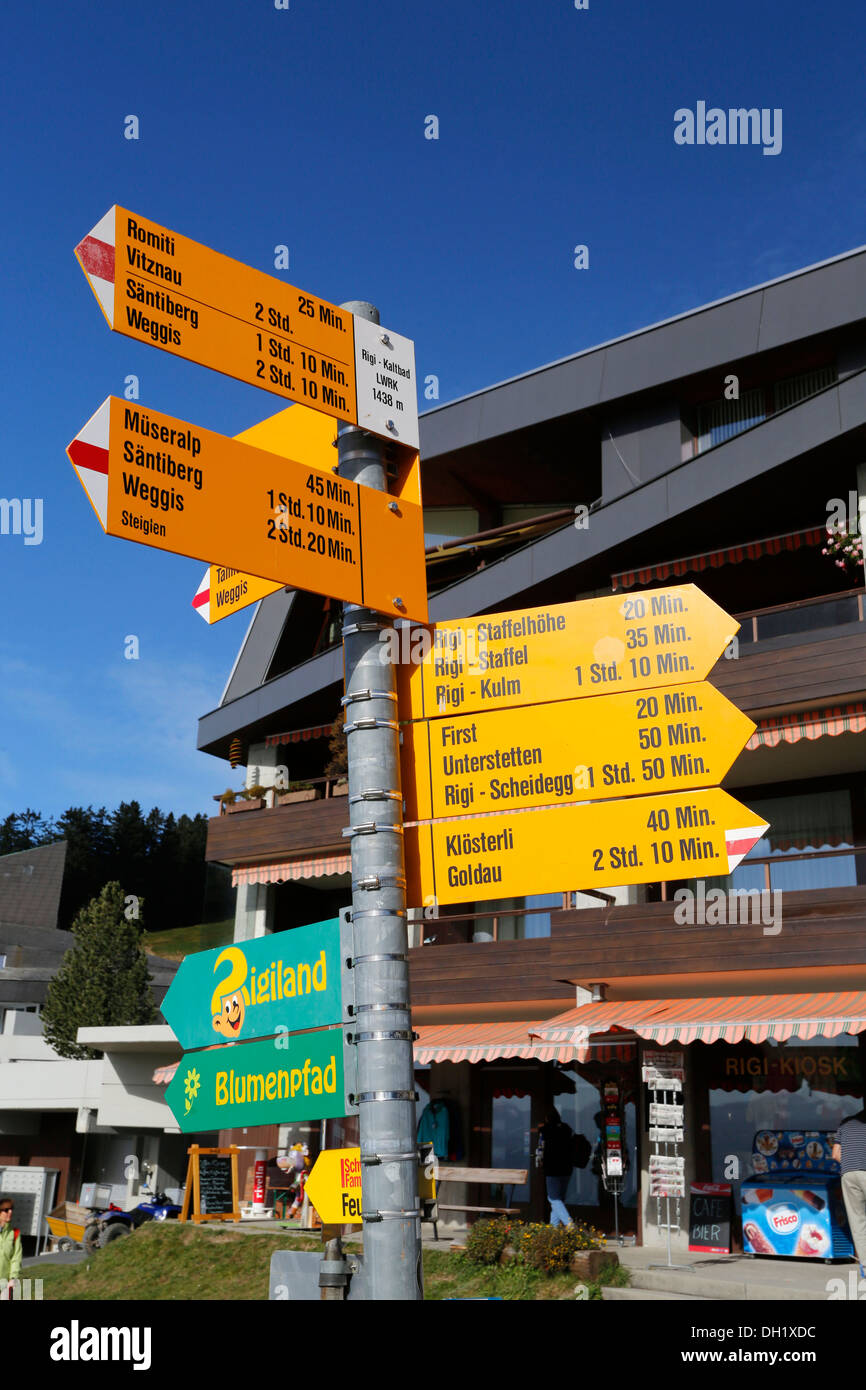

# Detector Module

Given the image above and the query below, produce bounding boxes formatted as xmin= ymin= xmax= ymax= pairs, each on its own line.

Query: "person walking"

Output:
xmin=833 ymin=1109 xmax=866 ymax=1276
xmin=0 ymin=1199 xmax=22 ymax=1299
xmin=537 ymin=1107 xmax=575 ymax=1228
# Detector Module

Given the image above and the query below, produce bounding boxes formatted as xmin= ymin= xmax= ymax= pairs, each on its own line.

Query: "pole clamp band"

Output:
xmin=342 ymin=620 xmax=388 ymax=636
xmin=353 ymin=1090 xmax=418 ymax=1104
xmin=347 ymin=1030 xmax=416 ymax=1045
xmin=352 ymin=1001 xmax=410 ymax=1013
xmin=344 ymin=717 xmax=400 ymax=734
xmin=350 ymin=908 xmax=406 ymax=921
xmin=349 ymin=789 xmax=402 ymax=805
xmin=361 ymin=1208 xmax=421 ymax=1223
xmin=342 ymin=822 xmax=403 ymax=839
xmin=341 ymin=689 xmax=398 ymax=706
xmin=361 ymin=1152 xmax=419 ymax=1165
xmin=352 ymin=874 xmax=406 ymax=892
xmin=351 ymin=952 xmax=409 ymax=966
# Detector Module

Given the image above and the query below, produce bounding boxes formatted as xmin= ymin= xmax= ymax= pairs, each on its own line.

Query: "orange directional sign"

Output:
xmin=402 ymin=683 xmax=755 ymax=821
xmin=75 ymin=206 xmax=419 ymax=448
xmin=395 ymin=587 xmax=739 ymax=720
xmin=305 ymin=1147 xmax=364 ymax=1226
xmin=404 ymin=787 xmax=768 ymax=907
xmin=67 ymin=397 xmax=428 ymax=622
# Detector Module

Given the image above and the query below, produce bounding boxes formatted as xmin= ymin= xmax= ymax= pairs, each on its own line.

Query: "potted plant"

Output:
xmin=218 ymin=789 xmax=237 ymax=815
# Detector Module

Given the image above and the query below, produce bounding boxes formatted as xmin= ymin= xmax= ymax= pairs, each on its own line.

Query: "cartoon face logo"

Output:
xmin=212 ymin=990 xmax=246 ymax=1038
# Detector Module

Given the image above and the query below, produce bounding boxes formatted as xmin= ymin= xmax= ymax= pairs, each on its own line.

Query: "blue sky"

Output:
xmin=1 ymin=0 xmax=864 ymax=823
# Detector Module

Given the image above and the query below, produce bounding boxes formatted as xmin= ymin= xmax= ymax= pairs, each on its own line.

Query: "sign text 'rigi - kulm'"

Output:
xmin=67 ymin=397 xmax=428 ymax=623
xmin=404 ymin=787 xmax=768 ymax=906
xmin=402 ymin=682 xmax=755 ymax=821
xmin=164 ymin=1030 xmax=347 ymax=1133
xmin=395 ymin=587 xmax=738 ymax=720
xmin=161 ymin=917 xmax=342 ymax=1052
xmin=74 ymin=206 xmax=419 ymax=448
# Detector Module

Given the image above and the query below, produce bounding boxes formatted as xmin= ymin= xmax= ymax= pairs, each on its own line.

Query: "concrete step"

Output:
xmin=626 ymin=1267 xmax=828 ymax=1301
xmin=602 ymin=1286 xmax=707 ymax=1301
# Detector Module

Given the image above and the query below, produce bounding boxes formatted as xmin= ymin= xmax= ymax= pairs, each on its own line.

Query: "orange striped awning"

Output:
xmin=531 ymin=993 xmax=866 ymax=1060
xmin=232 ymin=855 xmax=350 ymax=887
xmin=265 ymin=723 xmax=333 ymax=747
xmin=746 ymin=703 xmax=866 ymax=751
xmin=153 ymin=1022 xmax=632 ymax=1085
xmin=611 ymin=525 xmax=825 ymax=592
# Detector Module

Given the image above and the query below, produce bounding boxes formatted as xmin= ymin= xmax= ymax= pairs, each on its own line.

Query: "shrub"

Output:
xmin=463 ymin=1217 xmax=518 ymax=1265
xmin=520 ymin=1220 xmax=607 ymax=1273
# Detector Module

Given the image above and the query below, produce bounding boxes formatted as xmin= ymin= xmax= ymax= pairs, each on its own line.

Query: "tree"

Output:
xmin=42 ymin=882 xmax=157 ymax=1059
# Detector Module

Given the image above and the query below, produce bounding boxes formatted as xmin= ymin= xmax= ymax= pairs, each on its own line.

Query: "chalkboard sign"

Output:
xmin=180 ymin=1146 xmax=240 ymax=1224
xmin=688 ymin=1182 xmax=732 ymax=1253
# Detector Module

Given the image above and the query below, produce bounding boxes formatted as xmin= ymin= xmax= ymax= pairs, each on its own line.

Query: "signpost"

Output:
xmin=67 ymin=397 xmax=428 ymax=622
xmin=396 ymin=586 xmax=738 ymax=719
xmin=403 ymin=787 xmax=768 ymax=907
xmin=164 ymin=1029 xmax=348 ymax=1132
xmin=75 ymin=206 xmax=419 ymax=448
xmin=161 ymin=917 xmax=342 ymax=1051
xmin=304 ymin=1147 xmax=364 ymax=1226
xmin=401 ymin=682 xmax=755 ymax=822
xmin=193 ymin=565 xmax=284 ymax=624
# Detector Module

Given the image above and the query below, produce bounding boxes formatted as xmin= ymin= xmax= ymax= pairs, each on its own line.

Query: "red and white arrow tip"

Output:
xmin=192 ymin=570 xmax=211 ymax=623
xmin=74 ymin=207 xmax=116 ymax=327
xmin=66 ymin=399 xmax=110 ymax=532
xmin=725 ymin=822 xmax=770 ymax=872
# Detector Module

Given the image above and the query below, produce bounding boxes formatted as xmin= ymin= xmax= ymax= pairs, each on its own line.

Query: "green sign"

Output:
xmin=165 ymin=1029 xmax=347 ymax=1132
xmin=160 ymin=917 xmax=341 ymax=1051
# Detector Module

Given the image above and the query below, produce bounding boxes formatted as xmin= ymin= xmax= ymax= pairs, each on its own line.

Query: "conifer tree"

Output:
xmin=42 ymin=882 xmax=157 ymax=1059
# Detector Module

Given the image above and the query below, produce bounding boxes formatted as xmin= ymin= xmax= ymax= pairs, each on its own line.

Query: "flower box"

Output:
xmin=226 ymin=797 xmax=264 ymax=813
xmin=277 ymin=788 xmax=319 ymax=806
xmin=331 ymin=781 xmax=349 ymax=797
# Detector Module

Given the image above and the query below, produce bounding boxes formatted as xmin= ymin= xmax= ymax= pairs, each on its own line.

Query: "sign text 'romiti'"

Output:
xmin=75 ymin=207 xmax=418 ymax=448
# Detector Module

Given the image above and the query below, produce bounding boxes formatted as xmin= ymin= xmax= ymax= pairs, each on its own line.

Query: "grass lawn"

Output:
xmin=37 ymin=1222 xmax=628 ymax=1301
xmin=142 ymin=919 xmax=235 ymax=961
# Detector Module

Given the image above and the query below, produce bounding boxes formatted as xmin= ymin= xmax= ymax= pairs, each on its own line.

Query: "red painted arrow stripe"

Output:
xmin=75 ymin=236 xmax=115 ymax=284
xmin=68 ymin=438 xmax=109 ymax=475
xmin=726 ymin=830 xmax=762 ymax=859
xmin=192 ymin=587 xmax=210 ymax=610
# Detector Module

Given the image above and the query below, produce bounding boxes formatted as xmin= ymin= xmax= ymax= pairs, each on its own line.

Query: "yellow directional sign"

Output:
xmin=193 ymin=565 xmax=284 ymax=624
xmin=305 ymin=1147 xmax=363 ymax=1226
xmin=75 ymin=206 xmax=419 ymax=448
xmin=404 ymin=787 xmax=768 ymax=907
xmin=67 ymin=397 xmax=428 ymax=623
xmin=402 ymin=683 xmax=755 ymax=821
xmin=395 ymin=587 xmax=739 ymax=720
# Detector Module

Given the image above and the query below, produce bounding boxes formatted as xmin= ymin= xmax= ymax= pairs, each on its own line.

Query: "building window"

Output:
xmin=695 ymin=389 xmax=765 ymax=453
xmin=698 ymin=788 xmax=856 ymax=895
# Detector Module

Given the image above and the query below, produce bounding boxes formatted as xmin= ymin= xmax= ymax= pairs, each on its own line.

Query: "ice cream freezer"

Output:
xmin=741 ymin=1130 xmax=854 ymax=1261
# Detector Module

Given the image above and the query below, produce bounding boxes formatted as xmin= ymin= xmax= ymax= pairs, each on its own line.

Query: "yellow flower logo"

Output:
xmin=184 ymin=1067 xmax=201 ymax=1114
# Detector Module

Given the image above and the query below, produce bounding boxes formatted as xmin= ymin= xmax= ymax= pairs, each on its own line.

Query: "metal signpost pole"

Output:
xmin=338 ymin=301 xmax=422 ymax=1301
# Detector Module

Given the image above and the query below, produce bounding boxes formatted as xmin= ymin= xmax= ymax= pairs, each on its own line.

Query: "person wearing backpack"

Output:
xmin=537 ymin=1107 xmax=576 ymax=1227
xmin=0 ymin=1198 xmax=22 ymax=1299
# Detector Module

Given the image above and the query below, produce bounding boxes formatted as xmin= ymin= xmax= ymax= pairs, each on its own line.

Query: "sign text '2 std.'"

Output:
xmin=395 ymin=588 xmax=739 ymax=720
xmin=165 ymin=1030 xmax=348 ymax=1132
xmin=161 ymin=917 xmax=342 ymax=1052
xmin=402 ymin=682 xmax=755 ymax=820
xmin=404 ymin=787 xmax=768 ymax=906
xmin=67 ymin=398 xmax=428 ymax=623
xmin=74 ymin=206 xmax=419 ymax=448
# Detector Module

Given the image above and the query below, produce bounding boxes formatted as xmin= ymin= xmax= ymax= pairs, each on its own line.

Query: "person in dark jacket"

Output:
xmin=537 ymin=1107 xmax=574 ymax=1227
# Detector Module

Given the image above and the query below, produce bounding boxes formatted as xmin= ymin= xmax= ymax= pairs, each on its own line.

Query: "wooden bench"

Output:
xmin=429 ymin=1165 xmax=528 ymax=1240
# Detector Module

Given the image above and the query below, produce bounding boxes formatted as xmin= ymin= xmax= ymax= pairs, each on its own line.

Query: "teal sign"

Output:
xmin=161 ymin=917 xmax=341 ymax=1051
xmin=165 ymin=1029 xmax=347 ymax=1132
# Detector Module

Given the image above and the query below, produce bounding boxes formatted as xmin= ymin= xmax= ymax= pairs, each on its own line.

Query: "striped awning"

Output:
xmin=265 ymin=723 xmax=333 ymax=747
xmin=232 ymin=855 xmax=350 ymax=887
xmin=153 ymin=1023 xmax=632 ymax=1085
xmin=611 ymin=525 xmax=825 ymax=592
xmin=531 ymin=993 xmax=866 ymax=1060
xmin=746 ymin=703 xmax=866 ymax=751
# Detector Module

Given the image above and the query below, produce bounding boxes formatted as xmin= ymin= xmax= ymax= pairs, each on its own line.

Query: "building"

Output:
xmin=174 ymin=247 xmax=866 ymax=1245
xmin=0 ymin=840 xmax=187 ymax=1220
